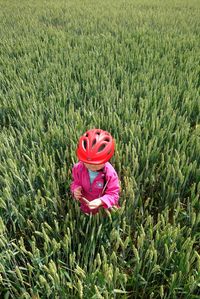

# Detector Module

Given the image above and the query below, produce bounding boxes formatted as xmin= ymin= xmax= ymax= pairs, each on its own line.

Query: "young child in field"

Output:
xmin=70 ymin=128 xmax=120 ymax=215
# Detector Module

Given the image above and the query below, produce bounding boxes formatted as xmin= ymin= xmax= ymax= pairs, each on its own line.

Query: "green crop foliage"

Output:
xmin=0 ymin=0 xmax=200 ymax=298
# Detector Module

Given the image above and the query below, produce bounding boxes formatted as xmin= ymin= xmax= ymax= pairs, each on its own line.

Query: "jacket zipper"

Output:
xmin=87 ymin=170 xmax=104 ymax=192
xmin=87 ymin=170 xmax=93 ymax=192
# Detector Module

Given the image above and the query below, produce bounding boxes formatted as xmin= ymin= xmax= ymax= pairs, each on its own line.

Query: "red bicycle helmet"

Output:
xmin=76 ymin=129 xmax=115 ymax=164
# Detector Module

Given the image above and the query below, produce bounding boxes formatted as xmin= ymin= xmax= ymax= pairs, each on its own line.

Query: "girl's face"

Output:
xmin=84 ymin=163 xmax=105 ymax=172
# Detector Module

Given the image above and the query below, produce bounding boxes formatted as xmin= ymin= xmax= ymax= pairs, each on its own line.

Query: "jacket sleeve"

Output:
xmin=100 ymin=172 xmax=120 ymax=209
xmin=70 ymin=164 xmax=81 ymax=195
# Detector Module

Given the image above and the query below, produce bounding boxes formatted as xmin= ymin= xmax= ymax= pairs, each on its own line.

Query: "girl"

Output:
xmin=70 ymin=128 xmax=120 ymax=215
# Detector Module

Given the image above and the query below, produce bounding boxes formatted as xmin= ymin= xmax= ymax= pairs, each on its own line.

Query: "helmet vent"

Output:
xmin=82 ymin=139 xmax=87 ymax=151
xmin=98 ymin=144 xmax=106 ymax=152
xmin=104 ymin=137 xmax=110 ymax=142
xmin=92 ymin=139 xmax=97 ymax=147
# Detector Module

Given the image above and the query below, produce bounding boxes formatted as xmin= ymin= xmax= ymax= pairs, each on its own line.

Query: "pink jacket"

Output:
xmin=70 ymin=161 xmax=120 ymax=214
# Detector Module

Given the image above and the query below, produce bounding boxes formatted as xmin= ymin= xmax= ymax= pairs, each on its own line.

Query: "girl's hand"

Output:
xmin=86 ymin=198 xmax=102 ymax=210
xmin=74 ymin=186 xmax=82 ymax=200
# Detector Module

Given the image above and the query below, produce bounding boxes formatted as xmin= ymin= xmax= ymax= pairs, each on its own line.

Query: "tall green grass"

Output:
xmin=0 ymin=0 xmax=200 ymax=298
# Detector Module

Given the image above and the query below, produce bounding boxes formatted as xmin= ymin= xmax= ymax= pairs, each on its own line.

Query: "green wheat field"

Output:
xmin=0 ymin=0 xmax=200 ymax=298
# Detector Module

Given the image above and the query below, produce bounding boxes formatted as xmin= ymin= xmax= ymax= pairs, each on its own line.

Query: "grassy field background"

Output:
xmin=0 ymin=0 xmax=200 ymax=298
